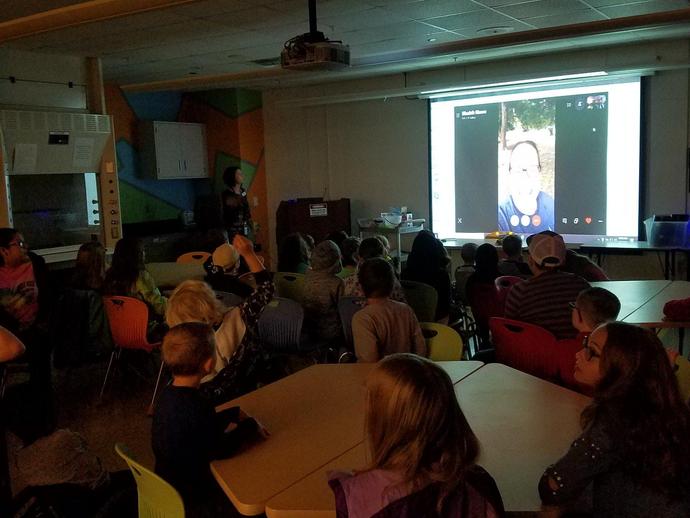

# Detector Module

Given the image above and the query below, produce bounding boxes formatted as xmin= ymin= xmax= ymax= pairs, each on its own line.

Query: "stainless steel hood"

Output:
xmin=0 ymin=109 xmax=111 ymax=175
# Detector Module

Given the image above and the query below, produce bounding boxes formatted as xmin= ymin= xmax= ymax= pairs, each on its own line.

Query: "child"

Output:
xmin=557 ymin=287 xmax=620 ymax=390
xmin=302 ymin=240 xmax=345 ymax=344
xmin=540 ymin=323 xmax=690 ymax=517
xmin=168 ymin=234 xmax=274 ymax=405
xmin=352 ymin=258 xmax=426 ymax=362
xmin=337 ymin=236 xmax=361 ymax=279
xmin=344 ymin=237 xmax=406 ymax=302
xmin=152 ymin=322 xmax=265 ymax=517
xmin=454 ymin=242 xmax=477 ymax=305
xmin=497 ymin=234 xmax=531 ymax=277
xmin=329 ymin=354 xmax=504 ymax=516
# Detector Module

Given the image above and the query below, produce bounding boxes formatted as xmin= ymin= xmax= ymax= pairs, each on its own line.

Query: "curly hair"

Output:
xmin=581 ymin=322 xmax=690 ymax=496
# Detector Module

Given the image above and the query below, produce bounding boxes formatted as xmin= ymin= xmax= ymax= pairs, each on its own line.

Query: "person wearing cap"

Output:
xmin=504 ymin=231 xmax=590 ymax=339
xmin=203 ymin=239 xmax=255 ymax=298
xmin=302 ymin=240 xmax=345 ymax=345
xmin=497 ymin=141 xmax=554 ymax=234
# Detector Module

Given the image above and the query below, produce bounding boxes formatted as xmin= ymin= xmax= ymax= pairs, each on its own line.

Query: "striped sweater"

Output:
xmin=504 ymin=270 xmax=590 ymax=339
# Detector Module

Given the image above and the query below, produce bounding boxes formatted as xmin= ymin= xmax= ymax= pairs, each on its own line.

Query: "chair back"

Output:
xmin=554 ymin=337 xmax=585 ymax=391
xmin=176 ymin=251 xmax=211 ymax=264
xmin=274 ymin=272 xmax=305 ymax=303
xmin=675 ymin=355 xmax=690 ymax=402
xmin=489 ymin=317 xmax=558 ymax=380
xmin=494 ymin=275 xmax=523 ymax=290
xmin=103 ymin=296 xmax=157 ymax=352
xmin=401 ymin=280 xmax=438 ymax=322
xmin=467 ymin=282 xmax=504 ymax=346
xmin=214 ymin=290 xmax=244 ymax=308
xmin=115 ymin=443 xmax=185 ymax=518
xmin=338 ymin=296 xmax=365 ymax=347
xmin=419 ymin=322 xmax=463 ymax=361
xmin=258 ymin=297 xmax=304 ymax=353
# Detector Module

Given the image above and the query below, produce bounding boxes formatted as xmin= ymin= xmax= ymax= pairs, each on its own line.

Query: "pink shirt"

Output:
xmin=0 ymin=261 xmax=39 ymax=329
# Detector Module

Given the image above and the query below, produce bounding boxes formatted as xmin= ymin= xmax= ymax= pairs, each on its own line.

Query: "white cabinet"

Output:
xmin=139 ymin=121 xmax=208 ymax=179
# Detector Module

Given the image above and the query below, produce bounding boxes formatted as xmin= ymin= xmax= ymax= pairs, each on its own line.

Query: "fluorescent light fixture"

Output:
xmin=421 ymin=71 xmax=608 ymax=97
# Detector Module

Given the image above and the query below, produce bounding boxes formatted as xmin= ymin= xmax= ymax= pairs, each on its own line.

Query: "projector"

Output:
xmin=281 ymin=37 xmax=350 ymax=71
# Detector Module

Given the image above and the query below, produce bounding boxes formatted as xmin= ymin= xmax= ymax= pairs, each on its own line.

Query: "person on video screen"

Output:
xmin=498 ymin=141 xmax=554 ymax=233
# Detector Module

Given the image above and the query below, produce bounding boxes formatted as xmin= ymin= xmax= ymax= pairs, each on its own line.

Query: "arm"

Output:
xmin=212 ymin=416 xmax=261 ymax=459
xmin=538 ymin=421 xmax=614 ymax=506
xmin=0 ymin=325 xmax=25 ymax=362
xmin=232 ymin=235 xmax=274 ymax=328
xmin=352 ymin=311 xmax=380 ymax=363
xmin=136 ymin=271 xmax=168 ymax=317
xmin=412 ymin=319 xmax=427 ymax=358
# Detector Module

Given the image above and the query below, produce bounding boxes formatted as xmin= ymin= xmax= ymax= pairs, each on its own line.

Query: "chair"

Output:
xmin=467 ymin=282 xmax=504 ymax=348
xmin=114 ymin=443 xmax=185 ymax=518
xmin=214 ymin=290 xmax=244 ymax=308
xmin=419 ymin=322 xmax=463 ymax=361
xmin=495 ymin=275 xmax=523 ymax=309
xmin=675 ymin=355 xmax=690 ymax=402
xmin=401 ymin=280 xmax=438 ymax=323
xmin=273 ymin=272 xmax=305 ymax=303
xmin=554 ymin=336 xmax=585 ymax=391
xmin=101 ymin=296 xmax=164 ymax=414
xmin=338 ymin=296 xmax=365 ymax=361
xmin=489 ymin=317 xmax=558 ymax=381
xmin=258 ymin=297 xmax=305 ymax=353
xmin=176 ymin=251 xmax=210 ymax=264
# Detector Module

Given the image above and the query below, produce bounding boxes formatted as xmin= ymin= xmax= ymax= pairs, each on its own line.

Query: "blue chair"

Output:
xmin=258 ymin=297 xmax=305 ymax=353
xmin=338 ymin=296 xmax=365 ymax=363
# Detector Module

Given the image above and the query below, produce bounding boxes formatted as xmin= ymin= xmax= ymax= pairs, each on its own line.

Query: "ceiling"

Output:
xmin=1 ymin=0 xmax=689 ymax=90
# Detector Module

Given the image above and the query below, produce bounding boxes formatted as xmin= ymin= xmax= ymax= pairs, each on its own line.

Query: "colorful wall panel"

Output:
xmin=104 ymin=85 xmax=270 ymax=262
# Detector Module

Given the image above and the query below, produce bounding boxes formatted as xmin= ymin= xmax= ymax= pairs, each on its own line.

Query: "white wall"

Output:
xmin=264 ymin=39 xmax=690 ymax=277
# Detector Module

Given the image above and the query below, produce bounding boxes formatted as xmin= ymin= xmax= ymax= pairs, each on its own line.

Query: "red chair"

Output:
xmin=467 ymin=282 xmax=504 ymax=348
xmin=554 ymin=337 xmax=587 ymax=392
xmin=494 ymin=275 xmax=523 ymax=308
xmin=489 ymin=317 xmax=558 ymax=381
xmin=101 ymin=296 xmax=164 ymax=414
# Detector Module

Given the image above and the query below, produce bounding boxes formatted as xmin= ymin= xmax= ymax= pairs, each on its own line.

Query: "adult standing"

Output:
xmin=221 ymin=166 xmax=252 ymax=238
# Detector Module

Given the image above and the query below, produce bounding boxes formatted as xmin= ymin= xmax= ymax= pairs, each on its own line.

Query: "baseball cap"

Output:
xmin=528 ymin=231 xmax=565 ymax=268
xmin=310 ymin=240 xmax=342 ymax=273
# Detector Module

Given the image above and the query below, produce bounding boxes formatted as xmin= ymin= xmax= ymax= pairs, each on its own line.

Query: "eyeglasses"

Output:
xmin=7 ymin=240 xmax=26 ymax=249
xmin=582 ymin=335 xmax=600 ymax=361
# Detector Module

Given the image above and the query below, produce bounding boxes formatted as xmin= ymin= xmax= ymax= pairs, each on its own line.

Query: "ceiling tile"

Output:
xmin=598 ymin=0 xmax=688 ymax=17
xmin=496 ymin=0 xmax=593 ymax=19
xmin=163 ymin=0 xmax=252 ymax=17
xmin=319 ymin=7 xmax=412 ymax=31
xmin=424 ymin=9 xmax=531 ymax=30
xmin=381 ymin=0 xmax=479 ymax=19
xmin=524 ymin=9 xmax=608 ymax=27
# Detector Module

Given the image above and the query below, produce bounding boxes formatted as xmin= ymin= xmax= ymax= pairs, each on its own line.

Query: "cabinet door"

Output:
xmin=179 ymin=124 xmax=208 ymax=178
xmin=153 ymin=122 xmax=182 ymax=179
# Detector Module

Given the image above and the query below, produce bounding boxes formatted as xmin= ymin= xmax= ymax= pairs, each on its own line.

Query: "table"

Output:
xmin=145 ymin=261 xmax=205 ymax=289
xmin=580 ymin=241 xmax=690 ymax=280
xmin=211 ymin=361 xmax=483 ymax=515
xmin=264 ymin=364 xmax=589 ymax=517
xmin=590 ymin=280 xmax=670 ymax=320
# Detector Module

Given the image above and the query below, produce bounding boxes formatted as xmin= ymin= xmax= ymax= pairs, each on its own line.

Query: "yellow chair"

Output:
xmin=274 ymin=272 xmax=305 ymax=303
xmin=419 ymin=322 xmax=463 ymax=361
xmin=176 ymin=251 xmax=211 ymax=264
xmin=115 ymin=443 xmax=185 ymax=518
xmin=675 ymin=355 xmax=690 ymax=402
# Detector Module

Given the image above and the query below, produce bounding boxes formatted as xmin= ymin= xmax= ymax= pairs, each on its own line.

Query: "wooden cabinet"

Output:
xmin=139 ymin=121 xmax=208 ymax=179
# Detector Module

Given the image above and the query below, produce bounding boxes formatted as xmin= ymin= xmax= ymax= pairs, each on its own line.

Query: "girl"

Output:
xmin=72 ymin=241 xmax=106 ymax=291
xmin=329 ymin=354 xmax=504 ymax=517
xmin=539 ymin=322 xmax=690 ymax=517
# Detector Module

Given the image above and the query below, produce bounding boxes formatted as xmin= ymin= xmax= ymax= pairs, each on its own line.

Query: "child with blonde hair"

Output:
xmin=329 ymin=354 xmax=504 ymax=517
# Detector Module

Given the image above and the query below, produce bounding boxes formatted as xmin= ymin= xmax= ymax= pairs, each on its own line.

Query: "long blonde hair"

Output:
xmin=364 ymin=354 xmax=480 ymax=511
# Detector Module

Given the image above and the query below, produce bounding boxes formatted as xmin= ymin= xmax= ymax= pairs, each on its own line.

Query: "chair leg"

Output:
xmin=147 ymin=360 xmax=165 ymax=416
xmin=99 ymin=350 xmax=117 ymax=402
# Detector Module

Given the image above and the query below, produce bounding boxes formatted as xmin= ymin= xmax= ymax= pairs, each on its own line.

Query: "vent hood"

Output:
xmin=0 ymin=109 xmax=111 ymax=175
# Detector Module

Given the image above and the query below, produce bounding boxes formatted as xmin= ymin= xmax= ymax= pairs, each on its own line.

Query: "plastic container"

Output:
xmin=644 ymin=215 xmax=689 ymax=247
xmin=381 ymin=213 xmax=402 ymax=226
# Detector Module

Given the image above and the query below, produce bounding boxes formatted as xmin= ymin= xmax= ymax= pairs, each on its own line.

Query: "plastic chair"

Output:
xmin=419 ymin=322 xmax=463 ymax=361
xmin=176 ymin=251 xmax=211 ymax=264
xmin=467 ymin=282 xmax=504 ymax=348
xmin=338 ymin=296 xmax=365 ymax=347
xmin=273 ymin=272 xmax=305 ymax=303
xmin=214 ymin=290 xmax=244 ymax=308
xmin=101 ymin=296 xmax=164 ymax=414
xmin=400 ymin=280 xmax=438 ymax=323
xmin=115 ymin=443 xmax=185 ymax=518
xmin=554 ymin=336 xmax=586 ymax=391
xmin=489 ymin=317 xmax=558 ymax=381
xmin=675 ymin=355 xmax=690 ymax=402
xmin=258 ymin=297 xmax=305 ymax=353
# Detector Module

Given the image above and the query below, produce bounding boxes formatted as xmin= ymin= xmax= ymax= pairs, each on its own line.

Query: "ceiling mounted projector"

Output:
xmin=281 ymin=0 xmax=350 ymax=70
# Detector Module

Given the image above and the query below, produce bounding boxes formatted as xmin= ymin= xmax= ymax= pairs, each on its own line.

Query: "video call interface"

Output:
xmin=429 ymin=79 xmax=641 ymax=241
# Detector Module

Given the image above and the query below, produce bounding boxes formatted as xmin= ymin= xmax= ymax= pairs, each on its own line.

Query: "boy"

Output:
xmin=498 ymin=234 xmax=531 ymax=277
xmin=352 ymin=258 xmax=426 ymax=362
xmin=152 ymin=322 xmax=265 ymax=516
xmin=454 ymin=242 xmax=477 ymax=305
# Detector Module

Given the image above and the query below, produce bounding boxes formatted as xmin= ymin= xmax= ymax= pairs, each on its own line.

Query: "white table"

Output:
xmin=211 ymin=361 xmax=483 ymax=515
xmin=264 ymin=364 xmax=589 ymax=517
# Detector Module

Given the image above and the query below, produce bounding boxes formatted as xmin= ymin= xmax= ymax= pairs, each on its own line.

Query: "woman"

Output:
xmin=402 ymin=230 xmax=451 ymax=322
xmin=72 ymin=241 xmax=106 ymax=291
xmin=103 ymin=237 xmax=167 ymax=318
xmin=221 ymin=166 xmax=252 ymax=237
xmin=539 ymin=322 xmax=690 ymax=517
xmin=329 ymin=354 xmax=503 ymax=516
